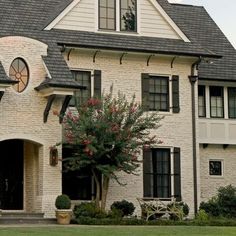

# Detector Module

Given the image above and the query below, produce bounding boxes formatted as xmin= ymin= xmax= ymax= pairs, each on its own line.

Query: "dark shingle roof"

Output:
xmin=164 ymin=2 xmax=236 ymax=80
xmin=0 ymin=62 xmax=18 ymax=84
xmin=0 ymin=0 xmax=234 ymax=83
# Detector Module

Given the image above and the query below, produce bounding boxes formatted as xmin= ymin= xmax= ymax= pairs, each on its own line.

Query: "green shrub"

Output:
xmin=111 ymin=200 xmax=135 ymax=217
xmin=108 ymin=208 xmax=123 ymax=219
xmin=200 ymin=185 xmax=236 ymax=218
xmin=195 ymin=209 xmax=209 ymax=223
xmin=55 ymin=194 xmax=71 ymax=209
xmin=167 ymin=201 xmax=189 ymax=220
xmin=199 ymin=197 xmax=220 ymax=217
xmin=73 ymin=202 xmax=98 ymax=218
xmin=218 ymin=185 xmax=236 ymax=217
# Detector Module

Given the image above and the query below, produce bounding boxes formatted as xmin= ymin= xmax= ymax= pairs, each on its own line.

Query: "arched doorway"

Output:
xmin=0 ymin=140 xmax=24 ymax=210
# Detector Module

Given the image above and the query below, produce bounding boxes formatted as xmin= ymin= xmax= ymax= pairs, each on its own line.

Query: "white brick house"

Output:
xmin=0 ymin=0 xmax=235 ymax=218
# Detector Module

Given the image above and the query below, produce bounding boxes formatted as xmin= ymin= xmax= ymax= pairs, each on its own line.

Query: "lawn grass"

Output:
xmin=0 ymin=226 xmax=236 ymax=236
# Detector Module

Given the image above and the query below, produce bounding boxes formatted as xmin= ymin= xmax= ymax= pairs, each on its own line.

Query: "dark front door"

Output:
xmin=0 ymin=140 xmax=24 ymax=210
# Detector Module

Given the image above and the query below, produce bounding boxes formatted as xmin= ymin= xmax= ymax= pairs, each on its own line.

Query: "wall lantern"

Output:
xmin=50 ymin=147 xmax=58 ymax=166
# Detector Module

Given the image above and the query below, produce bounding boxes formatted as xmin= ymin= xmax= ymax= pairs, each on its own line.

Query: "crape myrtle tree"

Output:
xmin=61 ymin=90 xmax=162 ymax=211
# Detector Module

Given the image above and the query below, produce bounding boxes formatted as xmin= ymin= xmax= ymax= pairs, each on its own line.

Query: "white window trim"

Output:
xmin=209 ymin=159 xmax=224 ymax=178
xmin=199 ymin=84 xmax=236 ymax=120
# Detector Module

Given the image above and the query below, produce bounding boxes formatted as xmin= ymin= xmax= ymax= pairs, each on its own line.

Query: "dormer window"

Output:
xmin=98 ymin=0 xmax=137 ymax=32
xmin=99 ymin=0 xmax=116 ymax=30
xmin=120 ymin=0 xmax=137 ymax=32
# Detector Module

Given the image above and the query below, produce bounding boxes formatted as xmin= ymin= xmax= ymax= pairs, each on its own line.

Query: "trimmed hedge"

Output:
xmin=74 ymin=216 xmax=236 ymax=226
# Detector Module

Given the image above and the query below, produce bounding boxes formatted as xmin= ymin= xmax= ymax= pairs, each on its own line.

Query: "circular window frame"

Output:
xmin=9 ymin=57 xmax=30 ymax=93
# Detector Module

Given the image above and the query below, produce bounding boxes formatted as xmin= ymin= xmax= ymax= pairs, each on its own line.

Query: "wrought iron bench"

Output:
xmin=137 ymin=197 xmax=183 ymax=221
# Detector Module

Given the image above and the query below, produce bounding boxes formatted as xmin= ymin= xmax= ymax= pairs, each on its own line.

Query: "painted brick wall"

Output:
xmin=0 ymin=36 xmax=63 ymax=218
xmin=65 ymin=49 xmax=196 ymax=216
xmin=200 ymin=144 xmax=236 ymax=202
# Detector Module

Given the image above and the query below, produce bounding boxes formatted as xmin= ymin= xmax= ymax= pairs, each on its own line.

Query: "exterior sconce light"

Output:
xmin=50 ymin=146 xmax=58 ymax=166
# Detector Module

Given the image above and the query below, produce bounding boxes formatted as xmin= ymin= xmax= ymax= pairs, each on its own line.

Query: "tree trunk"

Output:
xmin=101 ymin=175 xmax=110 ymax=211
xmin=92 ymin=169 xmax=101 ymax=209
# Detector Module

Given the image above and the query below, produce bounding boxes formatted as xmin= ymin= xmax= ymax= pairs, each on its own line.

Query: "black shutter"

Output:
xmin=142 ymin=73 xmax=150 ymax=111
xmin=94 ymin=70 xmax=102 ymax=98
xmin=173 ymin=147 xmax=181 ymax=201
xmin=172 ymin=75 xmax=180 ymax=113
xmin=143 ymin=148 xmax=152 ymax=197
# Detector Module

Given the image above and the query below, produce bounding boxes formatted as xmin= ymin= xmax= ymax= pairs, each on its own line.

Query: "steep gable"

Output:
xmin=46 ymin=0 xmax=189 ymax=41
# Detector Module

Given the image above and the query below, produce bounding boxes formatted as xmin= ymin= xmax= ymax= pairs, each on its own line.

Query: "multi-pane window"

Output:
xmin=198 ymin=85 xmax=206 ymax=117
xmin=228 ymin=88 xmax=236 ymax=119
xmin=143 ymin=149 xmax=171 ymax=198
xmin=210 ymin=86 xmax=224 ymax=118
xmin=9 ymin=58 xmax=29 ymax=93
xmin=149 ymin=76 xmax=169 ymax=112
xmin=99 ymin=0 xmax=116 ymax=30
xmin=70 ymin=71 xmax=91 ymax=106
xmin=120 ymin=0 xmax=137 ymax=31
xmin=209 ymin=160 xmax=222 ymax=176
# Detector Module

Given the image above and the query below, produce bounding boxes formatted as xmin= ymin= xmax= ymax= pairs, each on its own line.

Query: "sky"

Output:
xmin=168 ymin=0 xmax=236 ymax=48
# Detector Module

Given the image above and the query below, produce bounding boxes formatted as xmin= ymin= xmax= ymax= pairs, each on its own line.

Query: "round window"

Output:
xmin=9 ymin=58 xmax=29 ymax=93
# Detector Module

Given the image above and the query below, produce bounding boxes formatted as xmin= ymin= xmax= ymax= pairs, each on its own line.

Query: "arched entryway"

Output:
xmin=0 ymin=140 xmax=24 ymax=210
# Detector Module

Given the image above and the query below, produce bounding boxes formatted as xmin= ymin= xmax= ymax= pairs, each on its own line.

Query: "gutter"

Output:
xmin=189 ymin=57 xmax=202 ymax=216
xmin=57 ymin=43 xmax=222 ymax=59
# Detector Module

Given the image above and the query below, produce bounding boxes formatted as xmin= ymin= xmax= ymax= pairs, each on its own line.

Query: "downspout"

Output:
xmin=189 ymin=56 xmax=202 ymax=216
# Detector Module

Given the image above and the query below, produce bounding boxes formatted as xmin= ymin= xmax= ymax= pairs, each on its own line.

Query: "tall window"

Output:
xmin=62 ymin=146 xmax=100 ymax=200
xmin=149 ymin=76 xmax=169 ymax=112
xmin=70 ymin=71 xmax=91 ymax=106
xmin=120 ymin=0 xmax=137 ymax=31
xmin=228 ymin=87 xmax=236 ymax=119
xmin=198 ymin=85 xmax=206 ymax=117
xmin=210 ymin=86 xmax=224 ymax=118
xmin=99 ymin=0 xmax=116 ymax=30
xmin=143 ymin=149 xmax=171 ymax=198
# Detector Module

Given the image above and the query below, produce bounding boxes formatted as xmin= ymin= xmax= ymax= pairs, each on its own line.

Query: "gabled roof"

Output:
xmin=0 ymin=0 xmax=234 ymax=82
xmin=163 ymin=2 xmax=236 ymax=80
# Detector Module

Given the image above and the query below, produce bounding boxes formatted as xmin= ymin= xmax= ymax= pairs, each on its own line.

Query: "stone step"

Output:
xmin=1 ymin=212 xmax=45 ymax=218
xmin=0 ymin=212 xmax=57 ymax=224
xmin=0 ymin=218 xmax=57 ymax=224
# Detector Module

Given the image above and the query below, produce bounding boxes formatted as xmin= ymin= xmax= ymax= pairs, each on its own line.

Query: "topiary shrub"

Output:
xmin=55 ymin=194 xmax=71 ymax=209
xmin=111 ymin=200 xmax=135 ymax=217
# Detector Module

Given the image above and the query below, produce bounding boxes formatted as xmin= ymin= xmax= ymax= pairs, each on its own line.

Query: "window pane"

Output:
xmin=148 ymin=76 xmax=169 ymax=112
xmin=228 ymin=88 xmax=236 ymax=118
xmin=209 ymin=161 xmax=222 ymax=176
xmin=100 ymin=18 xmax=106 ymax=29
xmin=99 ymin=0 xmax=115 ymax=30
xmin=100 ymin=7 xmax=106 ymax=17
xmin=70 ymin=71 xmax=91 ymax=107
xmin=198 ymin=86 xmax=206 ymax=117
xmin=210 ymin=86 xmax=224 ymax=118
xmin=120 ymin=0 xmax=137 ymax=31
xmin=100 ymin=0 xmax=106 ymax=7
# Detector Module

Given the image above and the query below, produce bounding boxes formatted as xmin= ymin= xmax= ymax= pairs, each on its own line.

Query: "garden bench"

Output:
xmin=137 ymin=197 xmax=183 ymax=221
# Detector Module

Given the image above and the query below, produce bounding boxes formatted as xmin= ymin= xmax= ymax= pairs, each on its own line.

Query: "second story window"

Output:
xmin=70 ymin=71 xmax=91 ymax=106
xmin=120 ymin=0 xmax=137 ymax=31
xmin=198 ymin=85 xmax=206 ymax=117
xmin=99 ymin=0 xmax=116 ymax=30
xmin=149 ymin=76 xmax=169 ymax=112
xmin=228 ymin=87 xmax=236 ymax=119
xmin=210 ymin=86 xmax=224 ymax=118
